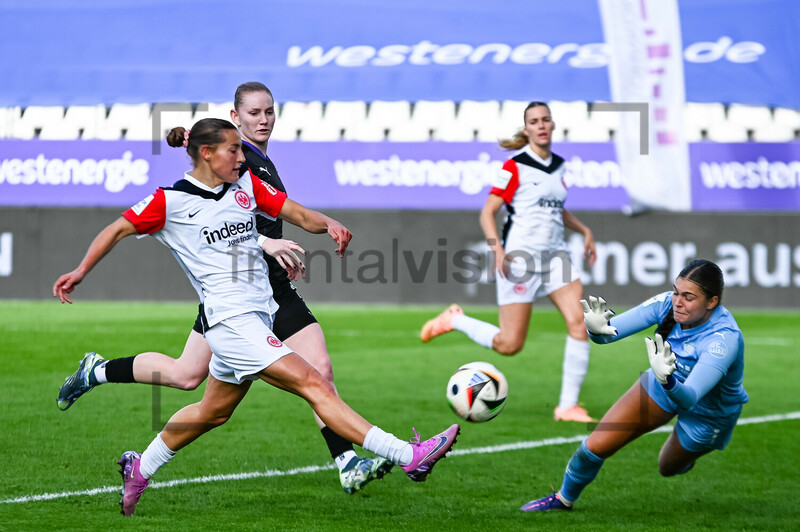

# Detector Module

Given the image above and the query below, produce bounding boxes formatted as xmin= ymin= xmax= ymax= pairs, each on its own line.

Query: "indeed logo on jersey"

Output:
xmin=537 ymin=198 xmax=564 ymax=209
xmin=201 ymin=219 xmax=254 ymax=245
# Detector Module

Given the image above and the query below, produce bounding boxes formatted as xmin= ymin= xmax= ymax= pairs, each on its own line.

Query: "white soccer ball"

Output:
xmin=446 ymin=361 xmax=508 ymax=422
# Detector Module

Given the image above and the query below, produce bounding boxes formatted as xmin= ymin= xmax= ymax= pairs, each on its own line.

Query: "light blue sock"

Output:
xmin=559 ymin=440 xmax=605 ymax=504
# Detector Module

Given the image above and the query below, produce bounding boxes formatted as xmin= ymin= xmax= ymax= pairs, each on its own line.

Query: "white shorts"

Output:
xmin=205 ymin=311 xmax=294 ymax=385
xmin=496 ymin=247 xmax=579 ymax=306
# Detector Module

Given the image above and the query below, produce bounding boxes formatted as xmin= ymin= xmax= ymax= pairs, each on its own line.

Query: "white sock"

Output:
xmin=362 ymin=426 xmax=413 ymax=466
xmin=335 ymin=450 xmax=358 ymax=471
xmin=93 ymin=362 xmax=108 ymax=385
xmin=452 ymin=314 xmax=500 ymax=350
xmin=558 ymin=336 xmax=590 ymax=409
xmin=139 ymin=433 xmax=176 ymax=479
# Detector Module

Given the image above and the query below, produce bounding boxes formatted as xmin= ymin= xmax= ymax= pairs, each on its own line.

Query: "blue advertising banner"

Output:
xmin=2 ymin=140 xmax=798 ymax=211
xmin=1 ymin=0 xmax=798 ymax=107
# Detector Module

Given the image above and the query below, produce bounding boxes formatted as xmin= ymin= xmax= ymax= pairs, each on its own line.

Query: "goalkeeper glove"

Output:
xmin=645 ymin=333 xmax=677 ymax=385
xmin=580 ymin=295 xmax=618 ymax=336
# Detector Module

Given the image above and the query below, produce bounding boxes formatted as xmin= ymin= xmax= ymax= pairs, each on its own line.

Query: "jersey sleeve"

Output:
xmin=489 ymin=159 xmax=519 ymax=204
xmin=122 ymin=189 xmax=166 ymax=234
xmin=696 ymin=330 xmax=741 ymax=375
xmin=249 ymin=169 xmax=287 ymax=218
xmin=664 ymin=363 xmax=724 ymax=410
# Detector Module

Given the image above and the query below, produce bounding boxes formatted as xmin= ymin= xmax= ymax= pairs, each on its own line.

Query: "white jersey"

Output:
xmin=122 ymin=170 xmax=287 ymax=328
xmin=490 ymin=145 xmax=567 ymax=254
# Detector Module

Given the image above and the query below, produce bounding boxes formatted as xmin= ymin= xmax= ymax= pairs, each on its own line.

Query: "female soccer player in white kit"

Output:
xmin=57 ymin=82 xmax=392 ymax=494
xmin=421 ymin=102 xmax=598 ymax=422
xmin=53 ymin=119 xmax=459 ymax=516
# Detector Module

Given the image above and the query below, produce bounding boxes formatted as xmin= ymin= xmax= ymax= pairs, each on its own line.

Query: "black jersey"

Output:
xmin=239 ymin=141 xmax=291 ymax=290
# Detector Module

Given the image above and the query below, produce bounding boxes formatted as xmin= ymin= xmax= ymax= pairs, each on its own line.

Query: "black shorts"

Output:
xmin=192 ymin=285 xmax=317 ymax=341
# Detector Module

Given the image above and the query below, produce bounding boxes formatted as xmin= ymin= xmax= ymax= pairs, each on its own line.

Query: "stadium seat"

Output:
xmin=38 ymin=121 xmax=81 ymax=140
xmin=298 ymin=121 xmax=343 ymax=141
xmin=684 ymin=102 xmax=726 ymax=136
xmin=387 ymin=121 xmax=431 ymax=141
xmin=433 ymin=100 xmax=499 ymax=141
xmin=476 ymin=122 xmax=505 ymax=143
xmin=124 ymin=118 xmax=156 ymax=141
xmin=705 ymin=122 xmax=749 ymax=142
xmin=11 ymin=106 xmax=65 ymax=139
xmin=752 ymin=123 xmax=796 ymax=142
xmin=588 ymin=102 xmax=621 ymax=132
xmin=154 ymin=103 xmax=194 ymax=136
xmin=727 ymin=104 xmax=772 ymax=129
xmin=270 ymin=120 xmax=299 ymax=141
xmin=193 ymin=102 xmax=234 ymax=122
xmin=366 ymin=101 xmax=411 ymax=130
xmin=98 ymin=104 xmax=151 ymax=140
xmin=773 ymin=107 xmax=800 ymax=130
xmin=498 ymin=100 xmax=528 ymax=134
xmin=434 ymin=120 xmax=477 ymax=141
xmin=684 ymin=123 xmax=704 ymax=142
xmin=455 ymin=100 xmax=501 ymax=132
xmin=565 ymin=121 xmax=611 ymax=142
xmin=411 ymin=100 xmax=456 ymax=137
xmin=0 ymin=107 xmax=17 ymax=138
xmin=60 ymin=104 xmax=107 ymax=139
xmin=344 ymin=121 xmax=386 ymax=141
xmin=547 ymin=101 xmax=589 ymax=136
xmin=344 ymin=100 xmax=410 ymax=141
xmin=323 ymin=101 xmax=367 ymax=135
xmin=277 ymin=101 xmax=323 ymax=140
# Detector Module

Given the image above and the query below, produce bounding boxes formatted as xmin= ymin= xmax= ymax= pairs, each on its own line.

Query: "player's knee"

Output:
xmin=494 ymin=337 xmax=524 ymax=356
xmin=307 ymin=357 xmax=335 ymax=385
xmin=566 ymin=316 xmax=588 ymax=339
xmin=172 ymin=372 xmax=206 ymax=391
xmin=208 ymin=412 xmax=232 ymax=428
xmin=304 ymin=369 xmax=337 ymax=401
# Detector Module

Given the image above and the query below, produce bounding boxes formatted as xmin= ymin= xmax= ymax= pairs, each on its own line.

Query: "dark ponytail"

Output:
xmin=656 ymin=259 xmax=724 ymax=338
xmin=166 ymin=118 xmax=237 ymax=164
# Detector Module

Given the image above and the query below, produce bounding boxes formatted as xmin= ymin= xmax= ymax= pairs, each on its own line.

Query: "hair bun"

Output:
xmin=166 ymin=127 xmax=187 ymax=148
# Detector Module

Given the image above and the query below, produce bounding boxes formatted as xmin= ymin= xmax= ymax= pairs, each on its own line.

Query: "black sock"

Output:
xmin=321 ymin=426 xmax=354 ymax=459
xmin=104 ymin=356 xmax=137 ymax=383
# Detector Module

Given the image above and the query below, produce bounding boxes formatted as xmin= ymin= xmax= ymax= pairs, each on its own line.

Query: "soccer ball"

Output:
xmin=446 ymin=361 xmax=508 ymax=422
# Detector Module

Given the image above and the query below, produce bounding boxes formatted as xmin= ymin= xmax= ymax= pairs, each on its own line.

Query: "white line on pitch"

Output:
xmin=2 ymin=410 xmax=798 ymax=505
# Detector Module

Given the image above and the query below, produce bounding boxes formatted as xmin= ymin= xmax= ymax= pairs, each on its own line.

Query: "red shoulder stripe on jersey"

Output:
xmin=249 ymin=168 xmax=287 ymax=217
xmin=490 ymin=159 xmax=519 ymax=203
xmin=122 ymin=188 xmax=166 ymax=234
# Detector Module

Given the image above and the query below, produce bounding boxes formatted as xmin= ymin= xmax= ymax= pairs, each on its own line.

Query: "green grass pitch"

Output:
xmin=1 ymin=301 xmax=799 ymax=531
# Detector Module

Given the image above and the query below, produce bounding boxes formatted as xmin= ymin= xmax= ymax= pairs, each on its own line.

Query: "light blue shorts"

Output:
xmin=640 ymin=370 xmax=741 ymax=453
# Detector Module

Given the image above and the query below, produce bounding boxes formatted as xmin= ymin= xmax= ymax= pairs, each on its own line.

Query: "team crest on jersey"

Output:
xmin=266 ymin=335 xmax=283 ymax=348
xmin=707 ymin=341 xmax=728 ymax=359
xmin=683 ymin=342 xmax=695 ymax=355
xmin=234 ymin=190 xmax=251 ymax=209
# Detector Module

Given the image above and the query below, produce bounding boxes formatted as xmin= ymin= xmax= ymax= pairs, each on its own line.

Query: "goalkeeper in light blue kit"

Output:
xmin=522 ymin=259 xmax=748 ymax=512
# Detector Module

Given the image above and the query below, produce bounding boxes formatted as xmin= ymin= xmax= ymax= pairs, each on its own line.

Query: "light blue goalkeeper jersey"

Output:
xmin=590 ymin=291 xmax=748 ymax=418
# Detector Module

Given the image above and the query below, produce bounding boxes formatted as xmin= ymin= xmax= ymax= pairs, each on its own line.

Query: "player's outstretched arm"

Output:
xmin=278 ymin=198 xmax=352 ymax=257
xmin=52 ymin=217 xmax=138 ymax=304
xmin=581 ymin=295 xmax=618 ymax=336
